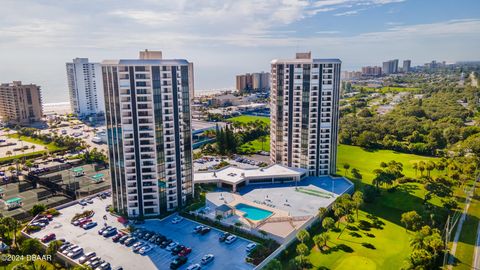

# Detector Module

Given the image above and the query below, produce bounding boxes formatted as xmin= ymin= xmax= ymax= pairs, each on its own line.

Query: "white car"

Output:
xmin=246 ymin=243 xmax=257 ymax=252
xmin=139 ymin=245 xmax=153 ymax=254
xmin=79 ymin=252 xmax=96 ymax=264
xmin=225 ymin=235 xmax=237 ymax=244
xmin=186 ymin=264 xmax=201 ymax=270
xmin=67 ymin=247 xmax=83 ymax=258
xmin=166 ymin=242 xmax=178 ymax=251
xmin=171 ymin=217 xmax=183 ymax=224
xmin=62 ymin=245 xmax=78 ymax=255
xmin=201 ymin=254 xmax=215 ymax=265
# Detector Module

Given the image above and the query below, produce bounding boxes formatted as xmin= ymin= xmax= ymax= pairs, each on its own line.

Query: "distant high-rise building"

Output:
xmin=403 ymin=60 xmax=411 ymax=72
xmin=66 ymin=58 xmax=105 ymax=117
xmin=270 ymin=52 xmax=341 ymax=176
xmin=382 ymin=59 xmax=399 ymax=75
xmin=102 ymin=50 xmax=194 ymax=218
xmin=0 ymin=81 xmax=43 ymax=124
xmin=235 ymin=72 xmax=270 ymax=93
xmin=361 ymin=66 xmax=382 ymax=76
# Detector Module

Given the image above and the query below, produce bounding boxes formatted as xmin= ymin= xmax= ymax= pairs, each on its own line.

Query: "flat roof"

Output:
xmin=101 ymin=59 xmax=189 ymax=66
xmin=271 ymin=58 xmax=341 ymax=64
xmin=194 ymin=164 xmax=307 ymax=185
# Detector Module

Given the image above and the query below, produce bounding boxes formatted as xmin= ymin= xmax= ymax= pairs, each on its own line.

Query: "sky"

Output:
xmin=0 ymin=0 xmax=479 ymax=103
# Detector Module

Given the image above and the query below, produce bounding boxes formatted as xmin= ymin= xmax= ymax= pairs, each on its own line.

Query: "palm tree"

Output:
xmin=314 ymin=233 xmax=330 ymax=248
xmin=31 ymin=145 xmax=36 ymax=153
xmin=5 ymin=151 xmax=12 ymax=158
xmin=343 ymin=163 xmax=350 ymax=176
xmin=412 ymin=162 xmax=418 ymax=176
xmin=352 ymin=191 xmax=364 ymax=220
xmin=258 ymin=136 xmax=267 ymax=151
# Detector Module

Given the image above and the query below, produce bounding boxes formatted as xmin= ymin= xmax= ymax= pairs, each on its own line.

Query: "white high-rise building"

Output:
xmin=102 ymin=50 xmax=193 ymax=218
xmin=66 ymin=58 xmax=105 ymax=116
xmin=270 ymin=52 xmax=341 ymax=176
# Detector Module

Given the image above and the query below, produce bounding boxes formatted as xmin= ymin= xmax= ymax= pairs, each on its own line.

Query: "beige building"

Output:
xmin=0 ymin=81 xmax=43 ymax=124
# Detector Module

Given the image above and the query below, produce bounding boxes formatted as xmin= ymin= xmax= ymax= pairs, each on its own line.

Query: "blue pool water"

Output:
xmin=235 ymin=203 xmax=273 ymax=221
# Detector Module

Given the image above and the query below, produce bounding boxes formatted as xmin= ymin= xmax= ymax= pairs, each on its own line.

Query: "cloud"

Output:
xmin=334 ymin=9 xmax=362 ymax=16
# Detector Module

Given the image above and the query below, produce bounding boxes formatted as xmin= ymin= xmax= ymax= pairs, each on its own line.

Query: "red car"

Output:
xmin=112 ymin=233 xmax=125 ymax=242
xmin=41 ymin=233 xmax=56 ymax=243
xmin=178 ymin=247 xmax=192 ymax=257
xmin=79 ymin=218 xmax=92 ymax=226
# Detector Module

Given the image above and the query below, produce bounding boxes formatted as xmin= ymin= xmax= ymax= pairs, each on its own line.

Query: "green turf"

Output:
xmin=7 ymin=134 xmax=65 ymax=152
xmin=452 ymin=181 xmax=479 ymax=270
xmin=307 ymin=211 xmax=411 ymax=270
xmin=226 ymin=115 xmax=270 ymax=124
xmin=239 ymin=135 xmax=270 ymax=153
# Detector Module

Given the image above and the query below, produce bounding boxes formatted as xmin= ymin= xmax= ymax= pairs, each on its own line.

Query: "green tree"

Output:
xmin=296 ymin=229 xmax=310 ymax=244
xmin=30 ymin=204 xmax=47 ymax=216
xmin=401 ymin=211 xmax=422 ymax=232
xmin=296 ymin=243 xmax=309 ymax=256
xmin=313 ymin=233 xmax=330 ymax=249
xmin=351 ymin=168 xmax=362 ymax=180
xmin=343 ymin=163 xmax=350 ymax=176
xmin=263 ymin=259 xmax=282 ymax=270
xmin=352 ymin=191 xmax=364 ymax=220
xmin=322 ymin=217 xmax=335 ymax=231
xmin=20 ymin=238 xmax=43 ymax=255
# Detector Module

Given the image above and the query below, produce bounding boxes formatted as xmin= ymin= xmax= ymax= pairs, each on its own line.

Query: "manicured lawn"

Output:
xmin=452 ymin=181 xmax=479 ymax=270
xmin=226 ymin=115 xmax=270 ymax=124
xmin=337 ymin=144 xmax=445 ymax=210
xmin=7 ymin=134 xmax=65 ymax=152
xmin=239 ymin=135 xmax=270 ymax=153
xmin=307 ymin=211 xmax=411 ymax=270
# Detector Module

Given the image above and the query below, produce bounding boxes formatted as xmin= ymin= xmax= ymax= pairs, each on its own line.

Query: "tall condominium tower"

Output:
xmin=0 ymin=81 xmax=43 ymax=124
xmin=403 ymin=60 xmax=411 ymax=72
xmin=66 ymin=58 xmax=105 ymax=116
xmin=102 ymin=50 xmax=193 ymax=218
xmin=270 ymin=52 xmax=341 ymax=176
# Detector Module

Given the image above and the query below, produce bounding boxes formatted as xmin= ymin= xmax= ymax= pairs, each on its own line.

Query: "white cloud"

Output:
xmin=334 ymin=9 xmax=362 ymax=16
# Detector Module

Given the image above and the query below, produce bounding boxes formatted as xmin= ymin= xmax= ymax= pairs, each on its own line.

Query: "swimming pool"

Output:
xmin=235 ymin=203 xmax=273 ymax=221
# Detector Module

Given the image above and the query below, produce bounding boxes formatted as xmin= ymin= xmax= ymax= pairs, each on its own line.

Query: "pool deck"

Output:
xmin=203 ymin=176 xmax=354 ymax=241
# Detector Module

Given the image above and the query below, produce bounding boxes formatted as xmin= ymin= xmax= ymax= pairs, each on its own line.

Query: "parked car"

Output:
xmin=246 ymin=243 xmax=257 ymax=252
xmin=199 ymin=227 xmax=211 ymax=235
xmin=84 ymin=257 xmax=100 ymax=266
xmin=102 ymin=227 xmax=117 ymax=237
xmin=67 ymin=247 xmax=83 ymax=258
xmin=160 ymin=239 xmax=172 ymax=248
xmin=59 ymin=243 xmax=72 ymax=252
xmin=201 ymin=254 xmax=215 ymax=265
xmin=118 ymin=235 xmax=129 ymax=244
xmin=193 ymin=225 xmax=204 ymax=233
xmin=171 ymin=217 xmax=183 ymax=224
xmin=41 ymin=233 xmax=55 ymax=243
xmin=62 ymin=245 xmax=78 ymax=255
xmin=82 ymin=222 xmax=98 ymax=230
xmin=78 ymin=200 xmax=88 ymax=206
xmin=166 ymin=242 xmax=179 ymax=251
xmin=178 ymin=247 xmax=192 ymax=257
xmin=124 ymin=237 xmax=137 ymax=246
xmin=171 ymin=245 xmax=185 ymax=255
xmin=225 ymin=235 xmax=237 ymax=244
xmin=112 ymin=233 xmax=124 ymax=242
xmin=186 ymin=264 xmax=201 ymax=270
xmin=132 ymin=241 xmax=146 ymax=252
xmin=139 ymin=244 xmax=153 ymax=254
xmin=79 ymin=252 xmax=96 ymax=264
xmin=90 ymin=259 xmax=104 ymax=269
xmin=95 ymin=262 xmax=110 ymax=270
xmin=98 ymin=226 xmax=112 ymax=235
xmin=219 ymin=232 xmax=231 ymax=242
xmin=170 ymin=256 xmax=188 ymax=269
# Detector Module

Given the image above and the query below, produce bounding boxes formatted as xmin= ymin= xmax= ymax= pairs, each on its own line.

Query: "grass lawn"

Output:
xmin=6 ymin=134 xmax=64 ymax=152
xmin=226 ymin=115 xmax=270 ymax=124
xmin=352 ymin=86 xmax=421 ymax=93
xmin=239 ymin=135 xmax=270 ymax=153
xmin=451 ymin=180 xmax=480 ymax=270
xmin=337 ymin=144 xmax=446 ymax=209
xmin=307 ymin=211 xmax=411 ymax=270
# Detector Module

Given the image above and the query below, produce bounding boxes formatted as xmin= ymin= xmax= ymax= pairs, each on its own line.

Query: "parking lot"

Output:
xmin=29 ymin=196 xmax=256 ymax=270
xmin=137 ymin=218 xmax=255 ymax=270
